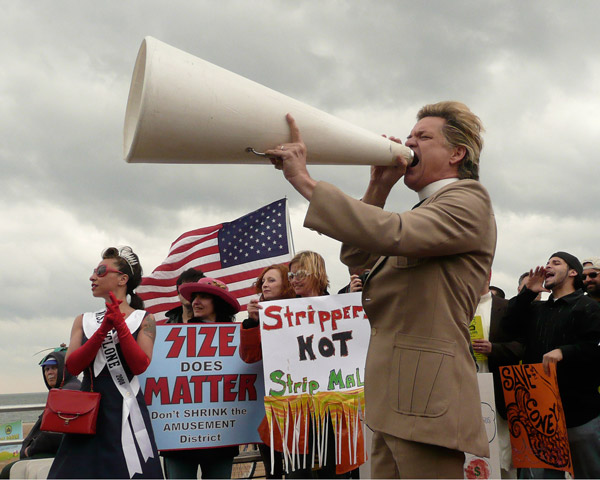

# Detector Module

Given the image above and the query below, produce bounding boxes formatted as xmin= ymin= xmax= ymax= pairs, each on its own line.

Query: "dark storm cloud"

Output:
xmin=2 ymin=0 xmax=600 ymax=392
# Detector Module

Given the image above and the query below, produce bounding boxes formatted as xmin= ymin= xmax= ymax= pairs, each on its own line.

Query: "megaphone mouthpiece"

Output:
xmin=408 ymin=150 xmax=419 ymax=167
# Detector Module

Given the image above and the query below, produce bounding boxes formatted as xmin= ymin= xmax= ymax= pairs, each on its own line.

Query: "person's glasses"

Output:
xmin=93 ymin=265 xmax=124 ymax=277
xmin=288 ymin=270 xmax=311 ymax=281
xmin=583 ymin=272 xmax=598 ymax=279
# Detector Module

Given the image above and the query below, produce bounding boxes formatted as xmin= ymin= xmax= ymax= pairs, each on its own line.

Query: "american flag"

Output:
xmin=138 ymin=199 xmax=294 ymax=321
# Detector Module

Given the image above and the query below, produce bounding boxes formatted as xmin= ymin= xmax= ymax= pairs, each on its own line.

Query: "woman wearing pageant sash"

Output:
xmin=48 ymin=246 xmax=163 ymax=479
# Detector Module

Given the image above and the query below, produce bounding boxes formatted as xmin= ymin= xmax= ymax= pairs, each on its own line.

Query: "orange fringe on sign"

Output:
xmin=263 ymin=389 xmax=366 ymax=475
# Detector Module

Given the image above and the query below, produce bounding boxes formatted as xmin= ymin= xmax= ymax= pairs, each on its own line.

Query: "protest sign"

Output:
xmin=500 ymin=363 xmax=572 ymax=477
xmin=469 ymin=315 xmax=486 ymax=364
xmin=259 ymin=292 xmax=370 ymax=472
xmin=140 ymin=323 xmax=265 ymax=450
xmin=0 ymin=420 xmax=22 ymax=442
xmin=0 ymin=420 xmax=22 ymax=463
xmin=464 ymin=373 xmax=501 ymax=479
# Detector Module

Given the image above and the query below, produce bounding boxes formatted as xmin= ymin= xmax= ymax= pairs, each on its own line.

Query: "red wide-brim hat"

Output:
xmin=179 ymin=277 xmax=241 ymax=314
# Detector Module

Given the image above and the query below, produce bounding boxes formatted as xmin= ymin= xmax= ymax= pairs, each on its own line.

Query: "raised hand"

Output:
xmin=105 ymin=291 xmax=125 ymax=325
xmin=266 ymin=114 xmax=317 ymax=200
xmin=349 ymin=274 xmax=364 ymax=293
xmin=106 ymin=291 xmax=151 ymax=375
xmin=247 ymin=298 xmax=261 ymax=321
xmin=371 ymin=136 xmax=408 ymax=187
xmin=525 ymin=266 xmax=550 ymax=293
xmin=362 ymin=135 xmax=408 ymax=207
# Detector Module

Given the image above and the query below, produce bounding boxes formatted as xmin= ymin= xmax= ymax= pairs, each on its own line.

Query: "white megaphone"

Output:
xmin=124 ymin=37 xmax=414 ymax=166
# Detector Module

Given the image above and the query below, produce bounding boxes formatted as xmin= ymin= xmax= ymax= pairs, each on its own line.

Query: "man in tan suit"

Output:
xmin=267 ymin=101 xmax=496 ymax=478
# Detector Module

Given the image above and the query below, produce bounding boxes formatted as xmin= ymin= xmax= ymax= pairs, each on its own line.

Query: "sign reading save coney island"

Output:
xmin=139 ymin=323 xmax=265 ymax=450
xmin=259 ymin=292 xmax=370 ymax=473
xmin=500 ymin=363 xmax=573 ymax=477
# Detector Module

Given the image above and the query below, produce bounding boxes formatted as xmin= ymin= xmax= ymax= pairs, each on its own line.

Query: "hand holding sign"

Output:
xmin=542 ymin=349 xmax=563 ymax=376
xmin=247 ymin=298 xmax=262 ymax=321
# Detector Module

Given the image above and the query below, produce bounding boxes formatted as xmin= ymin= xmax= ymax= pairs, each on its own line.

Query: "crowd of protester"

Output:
xmin=5 ymin=98 xmax=600 ymax=479
xmin=5 ymin=247 xmax=600 ymax=480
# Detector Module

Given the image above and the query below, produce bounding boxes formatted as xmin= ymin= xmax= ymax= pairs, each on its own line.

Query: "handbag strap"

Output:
xmin=88 ymin=366 xmax=95 ymax=392
xmin=59 ymin=363 xmax=66 ymax=389
xmin=57 ymin=359 xmax=94 ymax=391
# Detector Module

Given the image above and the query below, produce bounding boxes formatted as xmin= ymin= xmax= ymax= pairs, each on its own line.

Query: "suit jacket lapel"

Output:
xmin=365 ymin=195 xmax=433 ymax=286
xmin=365 ymin=256 xmax=388 ymax=284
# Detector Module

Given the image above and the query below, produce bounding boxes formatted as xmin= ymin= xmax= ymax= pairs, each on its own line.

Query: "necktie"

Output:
xmin=412 ymin=198 xmax=426 ymax=210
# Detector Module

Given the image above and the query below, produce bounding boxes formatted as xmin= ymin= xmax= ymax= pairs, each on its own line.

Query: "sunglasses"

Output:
xmin=584 ymin=272 xmax=598 ymax=279
xmin=93 ymin=265 xmax=125 ymax=277
xmin=288 ymin=270 xmax=312 ymax=281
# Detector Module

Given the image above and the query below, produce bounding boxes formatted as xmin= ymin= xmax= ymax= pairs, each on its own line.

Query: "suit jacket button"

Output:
xmin=371 ymin=328 xmax=377 ymax=336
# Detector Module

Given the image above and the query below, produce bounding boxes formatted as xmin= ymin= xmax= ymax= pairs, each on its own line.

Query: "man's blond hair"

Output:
xmin=417 ymin=101 xmax=484 ymax=180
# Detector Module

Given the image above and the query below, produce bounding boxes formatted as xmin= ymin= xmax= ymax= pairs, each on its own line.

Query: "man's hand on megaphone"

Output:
xmin=361 ymin=135 xmax=408 ymax=207
xmin=266 ymin=114 xmax=317 ymax=201
xmin=371 ymin=136 xmax=408 ymax=188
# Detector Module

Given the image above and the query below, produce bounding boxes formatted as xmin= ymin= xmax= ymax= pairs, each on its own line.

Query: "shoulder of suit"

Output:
xmin=439 ymin=179 xmax=488 ymax=193
xmin=427 ymin=179 xmax=492 ymax=205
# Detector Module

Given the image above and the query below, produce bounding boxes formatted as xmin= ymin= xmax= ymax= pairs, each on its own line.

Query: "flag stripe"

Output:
xmin=150 ymin=246 xmax=221 ymax=273
xmin=149 ymin=238 xmax=220 ymax=270
xmin=139 ymin=253 xmax=292 ymax=286
xmin=168 ymin=231 xmax=220 ymax=257
xmin=170 ymin=225 xmax=222 ymax=248
xmin=141 ymin=270 xmax=264 ymax=305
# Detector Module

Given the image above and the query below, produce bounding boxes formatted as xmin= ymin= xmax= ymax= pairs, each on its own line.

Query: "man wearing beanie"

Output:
xmin=502 ymin=252 xmax=600 ymax=479
xmin=582 ymin=257 xmax=600 ymax=302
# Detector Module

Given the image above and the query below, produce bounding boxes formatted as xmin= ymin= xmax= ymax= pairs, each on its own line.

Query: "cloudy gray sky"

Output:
xmin=2 ymin=1 xmax=599 ymax=393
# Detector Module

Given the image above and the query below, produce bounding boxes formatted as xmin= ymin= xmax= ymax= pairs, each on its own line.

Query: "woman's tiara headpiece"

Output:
xmin=117 ymin=245 xmax=138 ymax=273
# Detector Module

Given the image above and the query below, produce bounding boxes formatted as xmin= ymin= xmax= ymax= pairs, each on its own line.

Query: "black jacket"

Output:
xmin=503 ymin=288 xmax=600 ymax=427
xmin=164 ymin=305 xmax=184 ymax=324
xmin=20 ymin=351 xmax=81 ymax=459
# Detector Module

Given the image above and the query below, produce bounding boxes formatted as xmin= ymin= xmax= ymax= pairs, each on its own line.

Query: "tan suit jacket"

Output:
xmin=305 ymin=179 xmax=496 ymax=457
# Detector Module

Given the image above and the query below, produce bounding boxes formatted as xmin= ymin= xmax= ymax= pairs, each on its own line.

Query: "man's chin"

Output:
xmin=403 ymin=175 xmax=417 ymax=191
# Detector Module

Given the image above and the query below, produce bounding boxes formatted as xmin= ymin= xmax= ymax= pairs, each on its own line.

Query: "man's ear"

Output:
xmin=450 ymin=145 xmax=466 ymax=165
xmin=568 ymin=269 xmax=578 ymax=278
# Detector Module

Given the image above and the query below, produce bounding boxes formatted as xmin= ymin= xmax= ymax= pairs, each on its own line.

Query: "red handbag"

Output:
xmin=40 ymin=368 xmax=101 ymax=435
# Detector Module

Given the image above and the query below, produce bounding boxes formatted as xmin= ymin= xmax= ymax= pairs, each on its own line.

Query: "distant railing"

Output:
xmin=0 ymin=403 xmax=262 ymax=477
xmin=0 ymin=404 xmax=45 ymax=447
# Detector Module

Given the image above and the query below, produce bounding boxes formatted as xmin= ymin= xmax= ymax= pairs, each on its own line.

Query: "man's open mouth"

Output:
xmin=410 ymin=152 xmax=419 ymax=167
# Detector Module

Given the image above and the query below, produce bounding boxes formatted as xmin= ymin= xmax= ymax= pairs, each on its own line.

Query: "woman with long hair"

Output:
xmin=161 ymin=277 xmax=241 ymax=479
xmin=48 ymin=246 xmax=163 ymax=479
xmin=239 ymin=264 xmax=296 ymax=478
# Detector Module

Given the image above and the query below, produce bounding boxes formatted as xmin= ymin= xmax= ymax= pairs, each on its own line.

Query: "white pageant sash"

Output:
xmin=82 ymin=309 xmax=154 ymax=478
xmin=82 ymin=309 xmax=145 ymax=376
